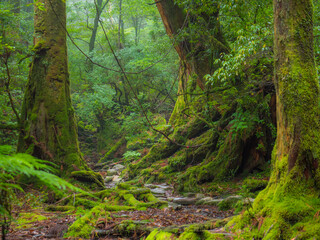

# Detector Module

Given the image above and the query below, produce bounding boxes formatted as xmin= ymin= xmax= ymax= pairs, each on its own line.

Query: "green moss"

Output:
xmin=117 ymin=182 xmax=134 ymax=190
xmin=122 ymin=193 xmax=143 ymax=206
xmin=74 ymin=198 xmax=98 ymax=209
xmin=16 ymin=212 xmax=47 ymax=229
xmin=103 ymin=205 xmax=135 ymax=211
xmin=146 ymin=229 xmax=176 ymax=240
xmin=66 ymin=204 xmax=111 ymax=239
xmin=242 ymin=178 xmax=268 ymax=193
xmin=184 ymin=221 xmax=220 ymax=233
xmin=229 ymin=186 xmax=320 ymax=239
xmin=218 ymin=198 xmax=238 ymax=211
xmin=70 ymin=170 xmax=105 ymax=189
xmin=178 ymin=231 xmax=201 ymax=240
xmin=140 ymin=193 xmax=159 ymax=202
xmin=94 ymin=189 xmax=113 ymax=199
xmin=45 ymin=205 xmax=74 ymax=212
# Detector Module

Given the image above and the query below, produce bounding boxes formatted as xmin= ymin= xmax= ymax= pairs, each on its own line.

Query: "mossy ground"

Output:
xmin=15 ymin=212 xmax=48 ymax=229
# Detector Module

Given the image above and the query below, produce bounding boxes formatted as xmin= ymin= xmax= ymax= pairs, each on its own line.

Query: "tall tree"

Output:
xmin=18 ymin=0 xmax=87 ymax=172
xmin=234 ymin=0 xmax=320 ymax=238
xmin=155 ymin=0 xmax=229 ymax=124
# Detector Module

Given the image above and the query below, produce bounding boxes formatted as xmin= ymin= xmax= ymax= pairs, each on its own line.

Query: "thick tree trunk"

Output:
xmin=155 ymin=0 xmax=229 ymax=125
xmin=18 ymin=0 xmax=87 ymax=173
xmin=263 ymin=0 xmax=320 ymax=196
xmin=237 ymin=0 xmax=320 ymax=238
xmin=272 ymin=0 xmax=320 ymax=178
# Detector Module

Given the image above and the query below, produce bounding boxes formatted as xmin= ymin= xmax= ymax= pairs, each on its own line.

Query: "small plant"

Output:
xmin=238 ymin=184 xmax=255 ymax=217
xmin=123 ymin=151 xmax=141 ymax=162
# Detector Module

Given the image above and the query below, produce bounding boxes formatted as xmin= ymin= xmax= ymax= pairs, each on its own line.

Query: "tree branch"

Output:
xmin=3 ymin=57 xmax=21 ymax=123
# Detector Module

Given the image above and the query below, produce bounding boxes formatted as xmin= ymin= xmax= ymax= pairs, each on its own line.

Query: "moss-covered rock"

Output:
xmin=242 ymin=178 xmax=268 ymax=193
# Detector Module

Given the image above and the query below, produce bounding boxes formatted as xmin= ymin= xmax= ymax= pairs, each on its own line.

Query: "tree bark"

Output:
xmin=18 ymin=0 xmax=87 ymax=173
xmin=272 ymin=0 xmax=319 ymax=177
xmin=247 ymin=0 xmax=320 ymax=237
xmin=155 ymin=0 xmax=229 ymax=125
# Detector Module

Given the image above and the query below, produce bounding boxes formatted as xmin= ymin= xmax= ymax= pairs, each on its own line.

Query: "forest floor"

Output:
xmin=5 ymin=185 xmax=237 ymax=240
xmin=3 ymin=158 xmax=268 ymax=240
xmin=7 ymin=204 xmax=234 ymax=239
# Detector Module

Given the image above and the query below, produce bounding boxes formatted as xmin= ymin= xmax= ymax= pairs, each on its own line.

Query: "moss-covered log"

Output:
xmin=17 ymin=0 xmax=87 ymax=173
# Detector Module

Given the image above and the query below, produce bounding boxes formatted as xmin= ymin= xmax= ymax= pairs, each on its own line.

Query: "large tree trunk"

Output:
xmin=18 ymin=0 xmax=87 ymax=173
xmin=155 ymin=0 xmax=229 ymax=125
xmin=273 ymin=0 xmax=319 ymax=177
xmin=235 ymin=0 xmax=320 ymax=238
xmin=127 ymin=0 xmax=273 ymax=187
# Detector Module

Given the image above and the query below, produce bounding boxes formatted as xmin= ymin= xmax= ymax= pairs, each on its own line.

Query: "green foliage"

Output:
xmin=0 ymin=145 xmax=84 ymax=238
xmin=123 ymin=150 xmax=141 ymax=161
xmin=0 ymin=1 xmax=33 ymax=145
xmin=66 ymin=0 xmax=178 ymax=158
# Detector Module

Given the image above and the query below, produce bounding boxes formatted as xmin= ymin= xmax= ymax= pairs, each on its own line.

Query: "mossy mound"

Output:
xmin=65 ymin=204 xmax=112 ymax=239
xmin=66 ymin=184 xmax=167 ymax=239
xmin=227 ymin=178 xmax=320 ymax=239
xmin=242 ymin=177 xmax=268 ymax=194
xmin=15 ymin=212 xmax=48 ymax=229
xmin=70 ymin=170 xmax=105 ymax=189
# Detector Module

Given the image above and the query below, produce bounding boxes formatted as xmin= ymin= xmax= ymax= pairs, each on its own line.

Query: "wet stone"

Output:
xmin=172 ymin=197 xmax=197 ymax=205
xmin=104 ymin=176 xmax=113 ymax=183
xmin=150 ymin=188 xmax=166 ymax=195
xmin=112 ymin=175 xmax=122 ymax=182
xmin=145 ymin=184 xmax=172 ymax=191
xmin=168 ymin=202 xmax=182 ymax=210
xmin=107 ymin=169 xmax=118 ymax=176
xmin=113 ymin=164 xmax=125 ymax=172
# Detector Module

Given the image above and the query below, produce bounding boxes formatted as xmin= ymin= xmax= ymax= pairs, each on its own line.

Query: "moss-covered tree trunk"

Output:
xmin=235 ymin=0 xmax=320 ymax=238
xmin=155 ymin=0 xmax=228 ymax=125
xmin=272 ymin=0 xmax=320 ymax=180
xmin=18 ymin=0 xmax=87 ymax=173
xmin=265 ymin=0 xmax=320 ymax=200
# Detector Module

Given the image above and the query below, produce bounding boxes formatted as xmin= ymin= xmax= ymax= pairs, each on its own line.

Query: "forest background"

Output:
xmin=1 ymin=0 xmax=320 ymax=239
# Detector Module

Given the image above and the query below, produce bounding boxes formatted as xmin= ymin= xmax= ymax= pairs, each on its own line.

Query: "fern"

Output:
xmin=0 ymin=145 xmax=85 ymax=239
